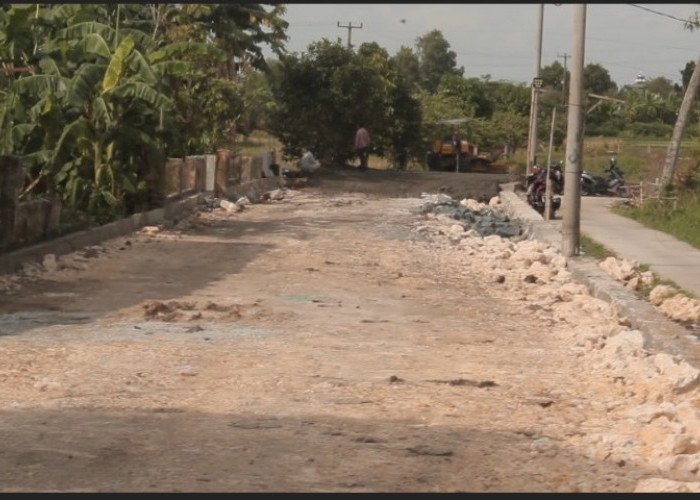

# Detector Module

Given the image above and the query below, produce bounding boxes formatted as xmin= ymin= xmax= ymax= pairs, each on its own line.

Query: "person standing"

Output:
xmin=452 ymin=130 xmax=461 ymax=171
xmin=354 ymin=125 xmax=370 ymax=171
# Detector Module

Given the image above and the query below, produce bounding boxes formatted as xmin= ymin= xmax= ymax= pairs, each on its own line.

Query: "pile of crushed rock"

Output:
xmin=411 ymin=192 xmax=700 ymax=493
xmin=414 ymin=193 xmax=525 ymax=239
xmin=417 ymin=191 xmax=700 ymax=328
xmin=597 ymin=256 xmax=700 ymax=326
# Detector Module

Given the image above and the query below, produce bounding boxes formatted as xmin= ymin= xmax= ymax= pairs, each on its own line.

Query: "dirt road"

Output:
xmin=1 ymin=169 xmax=699 ymax=493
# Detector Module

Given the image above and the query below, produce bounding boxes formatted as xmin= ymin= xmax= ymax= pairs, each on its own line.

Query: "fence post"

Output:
xmin=205 ymin=154 xmax=216 ymax=192
xmin=0 ymin=156 xmax=23 ymax=251
xmin=183 ymin=156 xmax=205 ymax=192
xmin=215 ymin=149 xmax=230 ymax=197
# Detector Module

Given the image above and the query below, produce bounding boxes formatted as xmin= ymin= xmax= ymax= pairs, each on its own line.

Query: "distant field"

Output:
xmin=232 ymin=131 xmax=698 ymax=182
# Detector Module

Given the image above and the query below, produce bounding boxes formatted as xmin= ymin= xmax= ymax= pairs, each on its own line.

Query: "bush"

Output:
xmin=625 ymin=122 xmax=673 ymax=138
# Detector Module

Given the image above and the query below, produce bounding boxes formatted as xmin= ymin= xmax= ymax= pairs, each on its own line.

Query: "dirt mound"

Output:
xmin=142 ymin=300 xmax=247 ymax=322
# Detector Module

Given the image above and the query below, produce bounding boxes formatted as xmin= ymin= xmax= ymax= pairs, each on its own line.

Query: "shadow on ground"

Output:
xmin=0 ymin=407 xmax=651 ymax=492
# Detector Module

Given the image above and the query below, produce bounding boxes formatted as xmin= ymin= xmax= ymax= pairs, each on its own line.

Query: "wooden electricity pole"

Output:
xmin=337 ymin=21 xmax=363 ymax=49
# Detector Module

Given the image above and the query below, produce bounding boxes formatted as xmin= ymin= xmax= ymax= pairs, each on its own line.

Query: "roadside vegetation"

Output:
xmin=2 ymin=2 xmax=700 ymax=249
xmin=614 ymin=191 xmax=700 ymax=250
xmin=579 ymin=234 xmax=617 ymax=261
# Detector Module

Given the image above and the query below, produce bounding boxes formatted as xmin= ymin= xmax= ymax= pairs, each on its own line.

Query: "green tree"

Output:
xmin=415 ymin=30 xmax=463 ymax=93
xmin=539 ymin=60 xmax=567 ymax=91
xmin=266 ymin=39 xmax=422 ymax=167
xmin=436 ymin=75 xmax=493 ymax=119
xmin=156 ymin=3 xmax=289 ymax=153
xmin=583 ymin=62 xmax=617 ymax=95
xmin=0 ymin=3 xmax=290 ymax=221
xmin=484 ymin=110 xmax=530 ymax=156
xmin=645 ymin=76 xmax=677 ymax=97
xmin=390 ymin=45 xmax=421 ymax=90
xmin=487 ymin=80 xmax=531 ymax=116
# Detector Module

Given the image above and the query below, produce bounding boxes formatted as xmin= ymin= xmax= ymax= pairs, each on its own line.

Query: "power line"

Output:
xmin=628 ymin=4 xmax=692 ymax=24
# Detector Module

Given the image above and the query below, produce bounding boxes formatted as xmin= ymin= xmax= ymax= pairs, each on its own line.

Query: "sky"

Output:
xmin=264 ymin=3 xmax=700 ymax=88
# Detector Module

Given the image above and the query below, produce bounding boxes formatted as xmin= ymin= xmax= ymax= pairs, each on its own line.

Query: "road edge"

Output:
xmin=498 ymin=182 xmax=700 ymax=368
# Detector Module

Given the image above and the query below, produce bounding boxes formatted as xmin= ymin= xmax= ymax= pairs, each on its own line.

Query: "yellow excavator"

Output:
xmin=426 ymin=118 xmax=492 ymax=172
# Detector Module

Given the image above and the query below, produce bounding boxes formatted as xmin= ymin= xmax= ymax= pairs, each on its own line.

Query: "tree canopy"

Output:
xmin=0 ymin=3 xmax=288 ymax=221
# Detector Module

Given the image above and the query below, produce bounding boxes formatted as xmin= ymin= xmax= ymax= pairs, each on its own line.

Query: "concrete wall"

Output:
xmin=0 ymin=156 xmax=23 ymax=251
xmin=0 ymin=156 xmax=62 ymax=252
xmin=14 ymin=198 xmax=62 ymax=247
xmin=0 ymin=193 xmax=204 ymax=275
xmin=164 ymin=156 xmax=207 ymax=199
xmin=0 ymin=149 xmax=282 ymax=274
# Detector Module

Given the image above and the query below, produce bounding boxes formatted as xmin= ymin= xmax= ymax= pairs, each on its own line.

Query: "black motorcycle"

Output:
xmin=581 ymin=157 xmax=629 ymax=197
xmin=526 ymin=164 xmax=562 ymax=217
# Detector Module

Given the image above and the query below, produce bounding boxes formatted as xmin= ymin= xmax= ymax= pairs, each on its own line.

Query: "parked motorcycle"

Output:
xmin=581 ymin=156 xmax=629 ymax=197
xmin=548 ymin=161 xmax=565 ymax=195
xmin=526 ymin=164 xmax=562 ymax=217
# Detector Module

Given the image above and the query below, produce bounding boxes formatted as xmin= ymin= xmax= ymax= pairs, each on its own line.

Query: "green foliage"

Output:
xmin=623 ymin=122 xmax=674 ymax=138
xmin=415 ymin=30 xmax=463 ymax=93
xmin=583 ymin=63 xmax=617 ymax=95
xmin=487 ymin=110 xmax=530 ymax=156
xmin=580 ymin=235 xmax=617 ymax=260
xmin=488 ymin=81 xmax=531 ymax=115
xmin=0 ymin=2 xmax=289 ymax=224
xmin=390 ymin=46 xmax=421 ymax=91
xmin=540 ymin=60 xmax=566 ymax=91
xmin=437 ymin=75 xmax=493 ymax=119
xmin=266 ymin=39 xmax=422 ymax=166
xmin=615 ymin=191 xmax=700 ymax=250
xmin=4 ymin=5 xmax=700 ymax=231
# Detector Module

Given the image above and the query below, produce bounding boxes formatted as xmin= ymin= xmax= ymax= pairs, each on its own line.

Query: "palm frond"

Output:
xmin=102 ymin=36 xmax=135 ymax=93
xmin=126 ymin=48 xmax=157 ymax=85
xmin=74 ymin=33 xmax=112 ymax=61
xmin=110 ymin=81 xmax=172 ymax=109
xmin=56 ymin=22 xmax=116 ymax=48
xmin=65 ymin=63 xmax=105 ymax=109
xmin=149 ymin=41 xmax=228 ymax=63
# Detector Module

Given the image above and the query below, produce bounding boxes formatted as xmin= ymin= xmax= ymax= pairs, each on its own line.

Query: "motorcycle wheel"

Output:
xmin=617 ymin=185 xmax=630 ymax=198
xmin=581 ymin=181 xmax=593 ymax=196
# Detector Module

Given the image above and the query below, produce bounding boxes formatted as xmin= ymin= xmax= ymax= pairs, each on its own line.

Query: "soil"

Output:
xmin=0 ymin=167 xmax=693 ymax=492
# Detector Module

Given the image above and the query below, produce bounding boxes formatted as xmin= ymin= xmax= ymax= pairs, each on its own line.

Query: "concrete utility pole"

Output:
xmin=526 ymin=4 xmax=544 ymax=176
xmin=561 ymin=4 xmax=587 ymax=258
xmin=544 ymin=105 xmax=558 ymax=221
xmin=557 ymin=52 xmax=569 ymax=104
xmin=337 ymin=21 xmax=363 ymax=49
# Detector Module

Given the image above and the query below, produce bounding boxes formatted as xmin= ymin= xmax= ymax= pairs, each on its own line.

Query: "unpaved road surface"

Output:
xmin=2 ymin=169 xmax=700 ymax=493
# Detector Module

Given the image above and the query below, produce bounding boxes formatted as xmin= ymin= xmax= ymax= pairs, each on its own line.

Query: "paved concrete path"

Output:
xmin=559 ymin=195 xmax=700 ymax=297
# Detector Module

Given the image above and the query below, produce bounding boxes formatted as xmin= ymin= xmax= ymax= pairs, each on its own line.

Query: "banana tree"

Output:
xmin=1 ymin=12 xmax=176 ymax=221
xmin=0 ymin=3 xmax=291 ymax=221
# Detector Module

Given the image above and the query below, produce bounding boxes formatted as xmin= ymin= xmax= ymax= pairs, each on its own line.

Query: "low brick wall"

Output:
xmin=0 ymin=148 xmax=282 ymax=274
xmin=0 ymin=193 xmax=204 ymax=275
xmin=14 ymin=198 xmax=62 ymax=247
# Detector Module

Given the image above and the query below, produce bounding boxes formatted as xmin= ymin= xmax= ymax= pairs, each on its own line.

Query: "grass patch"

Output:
xmin=579 ymin=234 xmax=617 ymax=260
xmin=612 ymin=190 xmax=700 ymax=250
